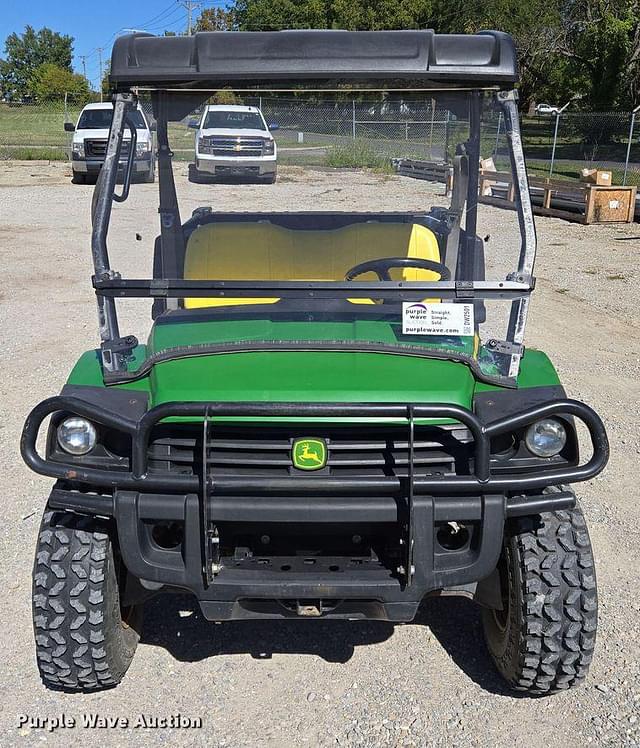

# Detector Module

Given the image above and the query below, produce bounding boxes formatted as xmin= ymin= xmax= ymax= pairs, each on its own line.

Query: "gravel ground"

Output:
xmin=0 ymin=161 xmax=639 ymax=747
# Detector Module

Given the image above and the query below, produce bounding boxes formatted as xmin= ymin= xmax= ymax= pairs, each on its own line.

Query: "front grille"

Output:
xmin=85 ymin=139 xmax=131 ymax=157
xmin=147 ymin=424 xmax=473 ymax=479
xmin=200 ymin=136 xmax=265 ymax=157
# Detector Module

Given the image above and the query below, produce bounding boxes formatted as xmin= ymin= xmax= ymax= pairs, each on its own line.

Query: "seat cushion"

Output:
xmin=183 ymin=220 xmax=441 ymax=308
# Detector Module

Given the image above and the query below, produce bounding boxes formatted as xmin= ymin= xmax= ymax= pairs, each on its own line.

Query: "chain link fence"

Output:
xmin=1 ymin=94 xmax=639 ymax=188
xmin=255 ymin=97 xmax=451 ymax=162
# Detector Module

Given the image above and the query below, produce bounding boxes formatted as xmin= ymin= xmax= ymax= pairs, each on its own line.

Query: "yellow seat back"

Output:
xmin=183 ymin=221 xmax=441 ymax=308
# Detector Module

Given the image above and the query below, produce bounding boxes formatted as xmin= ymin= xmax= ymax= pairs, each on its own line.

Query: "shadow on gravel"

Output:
xmin=141 ymin=594 xmax=519 ymax=695
xmin=414 ymin=598 xmax=527 ymax=697
xmin=141 ymin=594 xmax=394 ymax=663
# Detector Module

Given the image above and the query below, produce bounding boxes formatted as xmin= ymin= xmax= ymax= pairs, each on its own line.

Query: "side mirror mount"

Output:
xmin=268 ymin=122 xmax=279 ymax=131
xmin=64 ymin=122 xmax=75 ymax=132
xmin=148 ymin=121 xmax=157 ymax=131
xmin=188 ymin=119 xmax=199 ymax=129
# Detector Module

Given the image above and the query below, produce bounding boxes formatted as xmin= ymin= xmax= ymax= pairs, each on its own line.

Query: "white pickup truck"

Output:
xmin=65 ymin=102 xmax=155 ymax=184
xmin=190 ymin=104 xmax=277 ymax=183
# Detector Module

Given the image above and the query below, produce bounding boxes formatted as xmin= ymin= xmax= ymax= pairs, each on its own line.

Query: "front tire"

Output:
xmin=32 ymin=509 xmax=143 ymax=692
xmin=188 ymin=163 xmax=204 ymax=183
xmin=482 ymin=504 xmax=597 ymax=694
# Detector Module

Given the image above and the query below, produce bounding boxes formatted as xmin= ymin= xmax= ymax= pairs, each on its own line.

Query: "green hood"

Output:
xmin=66 ymin=317 xmax=561 ymax=414
xmin=147 ymin=350 xmax=476 ymax=408
xmin=144 ymin=317 xmax=476 ymax=408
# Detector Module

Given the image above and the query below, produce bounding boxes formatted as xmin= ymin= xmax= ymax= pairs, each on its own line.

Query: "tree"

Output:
xmin=211 ymin=88 xmax=241 ymax=104
xmin=30 ymin=63 xmax=90 ymax=99
xmin=216 ymin=0 xmax=640 ymax=109
xmin=101 ymin=63 xmax=111 ymax=97
xmin=196 ymin=8 xmax=237 ymax=31
xmin=0 ymin=26 xmax=74 ymax=97
xmin=555 ymin=0 xmax=640 ymax=108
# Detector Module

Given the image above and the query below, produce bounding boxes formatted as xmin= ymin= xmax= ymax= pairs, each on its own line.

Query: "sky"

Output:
xmin=0 ymin=1 xmax=225 ymax=89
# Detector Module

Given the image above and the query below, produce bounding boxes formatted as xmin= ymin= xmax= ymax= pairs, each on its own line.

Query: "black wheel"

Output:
xmin=72 ymin=171 xmax=86 ymax=185
xmin=32 ymin=508 xmax=143 ymax=692
xmin=482 ymin=503 xmax=597 ymax=694
xmin=261 ymin=172 xmax=277 ymax=184
xmin=188 ymin=163 xmax=203 ymax=183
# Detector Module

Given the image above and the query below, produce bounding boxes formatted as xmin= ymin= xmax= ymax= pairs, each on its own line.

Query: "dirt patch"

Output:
xmin=0 ymin=161 xmax=639 ymax=747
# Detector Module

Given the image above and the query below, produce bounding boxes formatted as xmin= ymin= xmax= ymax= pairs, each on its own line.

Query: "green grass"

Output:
xmin=324 ymin=141 xmax=393 ymax=173
xmin=0 ymin=102 xmax=81 ymax=147
xmin=279 ymin=151 xmax=327 ymax=167
xmin=0 ymin=146 xmax=67 ymax=160
xmin=525 ymin=159 xmax=640 ymax=186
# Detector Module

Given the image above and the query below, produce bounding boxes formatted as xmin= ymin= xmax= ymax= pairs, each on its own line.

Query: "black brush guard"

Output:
xmin=22 ymin=397 xmax=608 ymax=618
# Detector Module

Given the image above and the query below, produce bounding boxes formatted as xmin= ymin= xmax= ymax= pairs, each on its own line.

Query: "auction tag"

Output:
xmin=402 ymin=302 xmax=474 ymax=336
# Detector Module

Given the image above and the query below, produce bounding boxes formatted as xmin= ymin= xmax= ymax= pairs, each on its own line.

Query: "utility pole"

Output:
xmin=79 ymin=55 xmax=88 ymax=80
xmin=179 ymin=0 xmax=203 ymax=35
xmin=97 ymin=47 xmax=104 ymax=101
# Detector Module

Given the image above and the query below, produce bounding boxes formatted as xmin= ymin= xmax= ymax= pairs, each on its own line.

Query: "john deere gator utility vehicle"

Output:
xmin=22 ymin=29 xmax=609 ymax=693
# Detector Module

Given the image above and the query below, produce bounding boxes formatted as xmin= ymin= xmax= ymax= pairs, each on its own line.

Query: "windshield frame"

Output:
xmin=90 ymin=88 xmax=536 ymax=386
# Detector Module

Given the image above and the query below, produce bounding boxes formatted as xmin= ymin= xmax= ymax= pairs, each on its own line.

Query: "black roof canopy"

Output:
xmin=109 ymin=30 xmax=518 ymax=90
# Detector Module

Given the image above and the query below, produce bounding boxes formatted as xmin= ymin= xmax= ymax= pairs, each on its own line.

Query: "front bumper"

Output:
xmin=22 ymin=398 xmax=609 ymax=621
xmin=73 ymin=155 xmax=152 ymax=174
xmin=195 ymin=154 xmax=276 ymax=176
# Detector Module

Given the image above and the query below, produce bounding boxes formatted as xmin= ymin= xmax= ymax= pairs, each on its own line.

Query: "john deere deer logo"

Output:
xmin=292 ymin=438 xmax=327 ymax=471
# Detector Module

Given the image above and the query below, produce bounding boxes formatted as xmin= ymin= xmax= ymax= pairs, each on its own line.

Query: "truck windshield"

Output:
xmin=78 ymin=108 xmax=146 ymax=129
xmin=202 ymin=110 xmax=266 ymax=130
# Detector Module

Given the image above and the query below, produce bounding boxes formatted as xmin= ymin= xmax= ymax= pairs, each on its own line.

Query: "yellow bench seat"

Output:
xmin=183 ymin=220 xmax=442 ymax=308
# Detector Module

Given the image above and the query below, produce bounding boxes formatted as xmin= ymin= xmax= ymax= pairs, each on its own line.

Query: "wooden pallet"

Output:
xmin=394 ymin=158 xmax=454 ymax=194
xmin=479 ymin=170 xmax=637 ymax=224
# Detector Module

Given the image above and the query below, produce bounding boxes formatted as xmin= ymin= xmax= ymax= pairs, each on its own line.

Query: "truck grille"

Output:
xmin=147 ymin=424 xmax=473 ymax=479
xmin=200 ymin=136 xmax=265 ymax=157
xmin=85 ymin=139 xmax=131 ymax=157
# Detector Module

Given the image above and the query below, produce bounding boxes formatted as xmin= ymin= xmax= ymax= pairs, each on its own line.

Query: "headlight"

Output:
xmin=136 ymin=140 xmax=151 ymax=156
xmin=57 ymin=417 xmax=97 ymax=456
xmin=263 ymin=139 xmax=275 ymax=155
xmin=72 ymin=141 xmax=84 ymax=157
xmin=525 ymin=418 xmax=567 ymax=458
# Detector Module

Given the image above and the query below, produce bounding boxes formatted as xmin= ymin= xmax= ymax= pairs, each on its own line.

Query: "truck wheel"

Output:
xmin=72 ymin=172 xmax=86 ymax=185
xmin=188 ymin=163 xmax=202 ymax=183
xmin=32 ymin=508 xmax=143 ymax=692
xmin=482 ymin=504 xmax=597 ymax=694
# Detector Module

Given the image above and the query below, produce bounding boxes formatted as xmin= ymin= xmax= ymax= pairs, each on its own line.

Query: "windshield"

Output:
xmin=78 ymin=108 xmax=146 ymax=130
xmin=94 ymin=88 xmax=534 ymax=386
xmin=202 ymin=110 xmax=266 ymax=130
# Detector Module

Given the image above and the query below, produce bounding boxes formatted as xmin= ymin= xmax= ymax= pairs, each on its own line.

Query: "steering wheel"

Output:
xmin=345 ymin=257 xmax=451 ymax=282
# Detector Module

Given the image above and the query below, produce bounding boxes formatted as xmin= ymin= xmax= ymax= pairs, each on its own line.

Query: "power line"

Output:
xmin=136 ymin=1 xmax=180 ymax=29
xmin=143 ymin=7 xmax=188 ymax=32
xmin=77 ymin=0 xmax=224 ymax=74
xmin=178 ymin=0 xmax=203 ymax=35
xmin=97 ymin=47 xmax=104 ymax=101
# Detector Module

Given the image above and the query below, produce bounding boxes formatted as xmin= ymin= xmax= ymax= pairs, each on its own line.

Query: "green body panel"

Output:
xmin=147 ymin=319 xmax=477 ymax=357
xmin=148 ymin=351 xmax=476 ymax=407
xmin=65 ymin=318 xmax=562 ymax=420
xmin=475 ymin=348 xmax=561 ymax=392
xmin=67 ymin=348 xmax=151 ymax=393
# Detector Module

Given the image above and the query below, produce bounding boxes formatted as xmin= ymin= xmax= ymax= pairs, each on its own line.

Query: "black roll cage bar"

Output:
xmin=90 ymin=88 xmax=536 ymax=381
